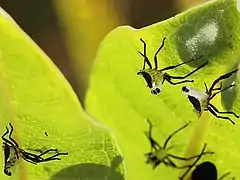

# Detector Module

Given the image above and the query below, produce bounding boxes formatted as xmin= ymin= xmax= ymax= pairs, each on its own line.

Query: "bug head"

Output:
xmin=150 ymin=85 xmax=162 ymax=95
xmin=4 ymin=167 xmax=12 ymax=176
xmin=182 ymin=86 xmax=190 ymax=93
xmin=137 ymin=71 xmax=163 ymax=95
xmin=3 ymin=159 xmax=18 ymax=177
xmin=145 ymin=152 xmax=161 ymax=169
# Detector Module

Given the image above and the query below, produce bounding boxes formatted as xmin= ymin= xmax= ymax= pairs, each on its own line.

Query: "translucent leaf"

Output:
xmin=0 ymin=7 xmax=126 ymax=180
xmin=86 ymin=0 xmax=240 ymax=179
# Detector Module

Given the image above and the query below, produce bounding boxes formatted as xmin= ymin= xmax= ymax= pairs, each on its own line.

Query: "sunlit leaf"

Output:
xmin=0 ymin=7 xmax=126 ymax=180
xmin=86 ymin=0 xmax=240 ymax=179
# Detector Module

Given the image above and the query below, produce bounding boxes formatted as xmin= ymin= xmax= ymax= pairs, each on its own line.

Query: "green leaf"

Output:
xmin=85 ymin=0 xmax=240 ymax=179
xmin=0 ymin=8 xmax=126 ymax=180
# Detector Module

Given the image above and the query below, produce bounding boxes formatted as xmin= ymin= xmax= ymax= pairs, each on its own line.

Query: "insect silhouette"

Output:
xmin=2 ymin=123 xmax=68 ymax=176
xmin=182 ymin=69 xmax=239 ymax=125
xmin=144 ymin=119 xmax=213 ymax=169
xmin=180 ymin=148 xmax=233 ymax=180
xmin=137 ymin=37 xmax=208 ymax=95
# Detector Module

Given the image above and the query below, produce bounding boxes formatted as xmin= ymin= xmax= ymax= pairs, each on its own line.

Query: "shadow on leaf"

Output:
xmin=50 ymin=155 xmax=125 ymax=180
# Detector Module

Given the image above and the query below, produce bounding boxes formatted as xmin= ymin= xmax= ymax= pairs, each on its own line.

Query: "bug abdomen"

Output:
xmin=188 ymin=95 xmax=202 ymax=114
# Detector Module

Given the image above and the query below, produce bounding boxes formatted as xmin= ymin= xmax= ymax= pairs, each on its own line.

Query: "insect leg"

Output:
xmin=20 ymin=149 xmax=45 ymax=162
xmin=1 ymin=127 xmax=12 ymax=145
xmin=153 ymin=37 xmax=166 ymax=70
xmin=160 ymin=55 xmax=203 ymax=72
xmin=42 ymin=152 xmax=68 ymax=162
xmin=204 ymin=82 xmax=209 ymax=93
xmin=168 ymin=150 xmax=214 ymax=161
xmin=140 ymin=38 xmax=147 ymax=70
xmin=207 ymin=105 xmax=236 ymax=125
xmin=212 ymin=82 xmax=222 ymax=91
xmin=209 ymin=69 xmax=238 ymax=93
xmin=219 ymin=172 xmax=231 ymax=180
xmin=165 ymin=157 xmax=193 ymax=169
xmin=209 ymin=103 xmax=239 ymax=118
xmin=165 ymin=77 xmax=194 ymax=85
xmin=8 ymin=123 xmax=19 ymax=148
xmin=152 ymin=160 xmax=161 ymax=169
xmin=21 ymin=155 xmax=38 ymax=165
xmin=179 ymin=144 xmax=208 ymax=180
xmin=163 ymin=158 xmax=177 ymax=168
xmin=138 ymin=38 xmax=152 ymax=69
xmin=163 ymin=122 xmax=190 ymax=149
xmin=37 ymin=149 xmax=58 ymax=157
xmin=209 ymin=84 xmax=235 ymax=100
xmin=145 ymin=119 xmax=161 ymax=150
xmin=165 ymin=61 xmax=208 ymax=79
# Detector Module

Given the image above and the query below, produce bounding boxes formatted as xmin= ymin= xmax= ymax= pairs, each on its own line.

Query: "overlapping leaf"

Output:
xmin=86 ymin=0 xmax=240 ymax=179
xmin=0 ymin=7 xmax=126 ymax=180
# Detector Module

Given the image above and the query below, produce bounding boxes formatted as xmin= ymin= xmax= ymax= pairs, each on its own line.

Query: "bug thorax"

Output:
xmin=146 ymin=148 xmax=167 ymax=166
xmin=182 ymin=86 xmax=209 ymax=117
xmin=137 ymin=69 xmax=164 ymax=95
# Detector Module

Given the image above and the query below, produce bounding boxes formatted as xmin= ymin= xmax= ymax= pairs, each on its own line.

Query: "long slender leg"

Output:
xmin=168 ymin=151 xmax=214 ymax=161
xmin=21 ymin=149 xmax=67 ymax=163
xmin=207 ymin=106 xmax=235 ymax=125
xmin=8 ymin=123 xmax=19 ymax=148
xmin=38 ymin=149 xmax=58 ymax=157
xmin=212 ymin=82 xmax=222 ymax=91
xmin=209 ymin=103 xmax=239 ymax=118
xmin=140 ymin=38 xmax=147 ymax=70
xmin=166 ymin=61 xmax=208 ymax=79
xmin=165 ymin=157 xmax=194 ymax=169
xmin=179 ymin=144 xmax=208 ymax=180
xmin=152 ymin=160 xmax=161 ymax=169
xmin=219 ymin=172 xmax=231 ymax=180
xmin=204 ymin=82 xmax=209 ymax=93
xmin=22 ymin=156 xmax=38 ymax=164
xmin=160 ymin=55 xmax=203 ymax=72
xmin=209 ymin=84 xmax=235 ymax=100
xmin=164 ymin=157 xmax=177 ymax=168
xmin=139 ymin=38 xmax=152 ymax=69
xmin=153 ymin=37 xmax=166 ymax=70
xmin=163 ymin=122 xmax=190 ymax=149
xmin=209 ymin=69 xmax=238 ymax=93
xmin=145 ymin=133 xmax=161 ymax=151
xmin=145 ymin=119 xmax=161 ymax=150
xmin=26 ymin=148 xmax=44 ymax=153
xmin=20 ymin=149 xmax=44 ymax=162
xmin=21 ymin=149 xmax=44 ymax=158
xmin=1 ymin=127 xmax=13 ymax=146
xmin=165 ymin=77 xmax=193 ymax=85
xmin=138 ymin=51 xmax=152 ymax=70
xmin=43 ymin=152 xmax=68 ymax=162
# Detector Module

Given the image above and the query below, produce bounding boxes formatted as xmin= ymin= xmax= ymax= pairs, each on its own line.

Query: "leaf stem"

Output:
xmin=179 ymin=112 xmax=211 ymax=179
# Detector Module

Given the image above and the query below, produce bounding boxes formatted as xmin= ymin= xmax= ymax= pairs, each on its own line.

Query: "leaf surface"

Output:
xmin=0 ymin=7 xmax=126 ymax=180
xmin=86 ymin=0 xmax=240 ymax=179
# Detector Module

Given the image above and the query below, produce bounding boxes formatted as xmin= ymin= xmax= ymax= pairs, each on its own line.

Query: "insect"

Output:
xmin=2 ymin=123 xmax=68 ymax=176
xmin=180 ymin=149 xmax=233 ymax=180
xmin=144 ymin=119 xmax=213 ymax=169
xmin=137 ymin=37 xmax=208 ymax=95
xmin=182 ymin=69 xmax=239 ymax=125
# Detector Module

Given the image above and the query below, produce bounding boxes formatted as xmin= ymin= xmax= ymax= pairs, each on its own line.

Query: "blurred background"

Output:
xmin=0 ymin=0 xmax=207 ymax=103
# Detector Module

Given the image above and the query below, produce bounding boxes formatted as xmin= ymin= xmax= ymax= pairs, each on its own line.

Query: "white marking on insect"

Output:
xmin=182 ymin=86 xmax=208 ymax=102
